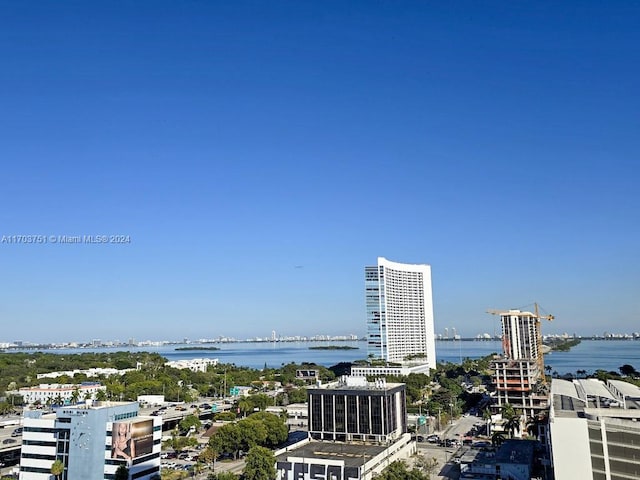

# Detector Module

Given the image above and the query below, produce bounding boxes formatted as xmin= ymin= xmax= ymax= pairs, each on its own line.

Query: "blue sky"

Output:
xmin=1 ymin=1 xmax=638 ymax=343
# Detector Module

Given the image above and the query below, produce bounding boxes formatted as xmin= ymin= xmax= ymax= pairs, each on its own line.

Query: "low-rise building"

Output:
xmin=36 ymin=367 xmax=131 ymax=379
xmin=165 ymin=357 xmax=218 ymax=372
xmin=350 ymin=363 xmax=431 ymax=377
xmin=265 ymin=403 xmax=308 ymax=428
xmin=15 ymin=383 xmax=106 ymax=406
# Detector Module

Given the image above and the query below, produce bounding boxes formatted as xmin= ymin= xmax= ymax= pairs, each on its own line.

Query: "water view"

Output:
xmin=18 ymin=339 xmax=640 ymax=376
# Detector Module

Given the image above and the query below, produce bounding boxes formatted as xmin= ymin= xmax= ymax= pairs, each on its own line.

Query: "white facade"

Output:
xmin=549 ymin=379 xmax=640 ymax=480
xmin=16 ymin=383 xmax=106 ymax=406
xmin=19 ymin=402 xmax=161 ymax=480
xmin=350 ymin=363 xmax=431 ymax=377
xmin=500 ymin=310 xmax=542 ymax=360
xmin=36 ymin=367 xmax=131 ymax=379
xmin=365 ymin=257 xmax=435 ymax=370
xmin=166 ymin=357 xmax=218 ymax=372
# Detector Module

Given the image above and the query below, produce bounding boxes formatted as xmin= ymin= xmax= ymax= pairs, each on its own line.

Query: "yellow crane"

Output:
xmin=487 ymin=303 xmax=554 ymax=381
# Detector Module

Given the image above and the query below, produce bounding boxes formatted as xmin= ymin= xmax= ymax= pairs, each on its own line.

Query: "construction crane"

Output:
xmin=487 ymin=303 xmax=554 ymax=382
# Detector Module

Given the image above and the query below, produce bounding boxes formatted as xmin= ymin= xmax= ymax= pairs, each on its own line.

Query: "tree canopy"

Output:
xmin=243 ymin=446 xmax=276 ymax=480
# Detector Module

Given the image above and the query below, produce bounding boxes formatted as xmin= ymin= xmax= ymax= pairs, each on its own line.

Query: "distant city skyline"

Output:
xmin=1 ymin=2 xmax=639 ymax=342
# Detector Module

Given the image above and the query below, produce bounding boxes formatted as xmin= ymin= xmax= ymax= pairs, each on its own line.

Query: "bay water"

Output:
xmin=25 ymin=339 xmax=640 ymax=376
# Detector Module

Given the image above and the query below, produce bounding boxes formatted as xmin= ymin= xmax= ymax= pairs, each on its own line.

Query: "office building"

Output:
xmin=19 ymin=401 xmax=161 ymax=480
xmin=307 ymin=376 xmax=407 ymax=443
xmin=491 ymin=309 xmax=549 ymax=417
xmin=549 ymin=378 xmax=640 ymax=480
xmin=276 ymin=376 xmax=414 ymax=480
xmin=364 ymin=257 xmax=435 ymax=371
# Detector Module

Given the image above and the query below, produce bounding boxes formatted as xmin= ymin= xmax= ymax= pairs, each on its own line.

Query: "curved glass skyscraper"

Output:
xmin=365 ymin=257 xmax=436 ymax=370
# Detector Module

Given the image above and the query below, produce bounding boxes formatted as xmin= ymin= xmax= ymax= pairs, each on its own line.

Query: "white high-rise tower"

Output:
xmin=365 ymin=257 xmax=436 ymax=370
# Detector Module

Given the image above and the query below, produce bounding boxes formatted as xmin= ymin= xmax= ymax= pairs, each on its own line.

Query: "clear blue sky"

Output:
xmin=1 ymin=1 xmax=638 ymax=343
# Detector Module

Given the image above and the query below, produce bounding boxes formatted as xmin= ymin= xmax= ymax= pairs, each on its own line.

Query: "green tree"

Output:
xmin=0 ymin=401 xmax=14 ymax=415
xmin=504 ymin=416 xmax=520 ymax=438
xmin=208 ymin=473 xmax=238 ymax=480
xmin=238 ymin=397 xmax=252 ymax=418
xmin=114 ymin=464 xmax=129 ymax=480
xmin=375 ymin=460 xmax=428 ymax=480
xmin=243 ymin=446 xmax=276 ymax=480
xmin=70 ymin=387 xmax=80 ymax=404
xmin=620 ymin=364 xmax=638 ymax=377
xmin=286 ymin=388 xmax=307 ymax=404
xmin=214 ymin=411 xmax=237 ymax=421
xmin=248 ymin=412 xmax=288 ymax=447
xmin=491 ymin=431 xmax=507 ymax=447
xmin=413 ymin=456 xmax=438 ymax=478
xmin=163 ymin=433 xmax=198 ymax=454
xmin=210 ymin=422 xmax=243 ymax=459
xmin=238 ymin=418 xmax=268 ymax=451
xmin=500 ymin=403 xmax=516 ymax=421
xmin=51 ymin=459 xmax=64 ymax=480
xmin=199 ymin=445 xmax=218 ymax=471
xmin=179 ymin=414 xmax=202 ymax=434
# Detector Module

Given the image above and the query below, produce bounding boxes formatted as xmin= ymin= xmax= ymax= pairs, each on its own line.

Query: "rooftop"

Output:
xmin=608 ymin=379 xmax=640 ymax=398
xmin=494 ymin=440 xmax=536 ymax=465
xmin=309 ymin=376 xmax=403 ymax=392
xmin=276 ymin=441 xmax=387 ymax=468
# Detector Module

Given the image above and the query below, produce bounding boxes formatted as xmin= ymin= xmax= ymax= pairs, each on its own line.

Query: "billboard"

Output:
xmin=111 ymin=419 xmax=154 ymax=461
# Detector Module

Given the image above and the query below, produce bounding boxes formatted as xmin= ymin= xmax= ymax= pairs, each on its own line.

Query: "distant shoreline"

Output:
xmin=2 ymin=335 xmax=638 ymax=352
xmin=309 ymin=346 xmax=359 ymax=350
xmin=174 ymin=346 xmax=220 ymax=351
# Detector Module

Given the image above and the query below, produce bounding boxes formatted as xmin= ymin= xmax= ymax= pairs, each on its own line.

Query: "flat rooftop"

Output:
xmin=309 ymin=377 xmax=403 ymax=392
xmin=494 ymin=440 xmax=535 ymax=465
xmin=276 ymin=441 xmax=387 ymax=468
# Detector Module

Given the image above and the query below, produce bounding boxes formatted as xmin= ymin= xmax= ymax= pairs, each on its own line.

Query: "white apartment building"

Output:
xmin=36 ymin=367 xmax=131 ymax=379
xmin=15 ymin=382 xmax=106 ymax=406
xmin=364 ymin=257 xmax=436 ymax=370
xmin=165 ymin=357 xmax=218 ymax=372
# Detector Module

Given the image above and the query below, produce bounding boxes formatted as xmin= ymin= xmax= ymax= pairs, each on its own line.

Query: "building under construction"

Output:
xmin=489 ymin=307 xmax=553 ymax=418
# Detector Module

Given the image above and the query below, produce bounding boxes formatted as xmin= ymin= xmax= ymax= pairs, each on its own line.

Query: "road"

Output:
xmin=413 ymin=414 xmax=485 ymax=480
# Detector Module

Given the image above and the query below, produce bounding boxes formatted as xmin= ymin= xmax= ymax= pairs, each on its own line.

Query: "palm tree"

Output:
xmin=70 ymin=387 xmax=80 ymax=405
xmin=500 ymin=403 xmax=516 ymax=421
xmin=51 ymin=459 xmax=64 ymax=480
xmin=491 ymin=431 xmax=506 ymax=447
xmin=504 ymin=416 xmax=520 ymax=438
xmin=525 ymin=414 xmax=546 ymax=440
